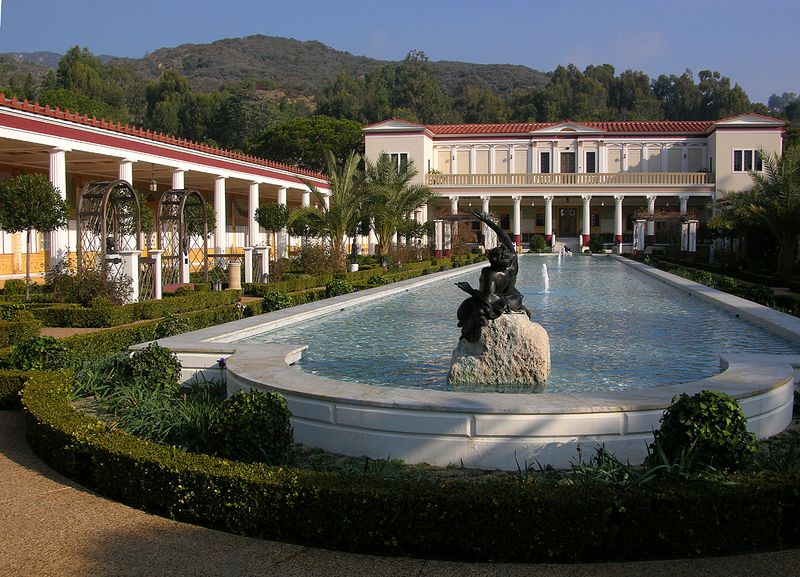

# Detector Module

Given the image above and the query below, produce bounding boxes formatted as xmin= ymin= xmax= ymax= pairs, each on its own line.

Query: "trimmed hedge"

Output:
xmin=0 ymin=317 xmax=42 ymax=348
xmin=21 ymin=371 xmax=800 ymax=562
xmin=0 ymin=369 xmax=31 ymax=409
xmin=21 ymin=291 xmax=241 ymax=328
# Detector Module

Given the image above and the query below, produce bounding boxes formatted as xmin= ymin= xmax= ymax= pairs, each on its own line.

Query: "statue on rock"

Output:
xmin=449 ymin=212 xmax=550 ymax=388
xmin=455 ymin=212 xmax=530 ymax=343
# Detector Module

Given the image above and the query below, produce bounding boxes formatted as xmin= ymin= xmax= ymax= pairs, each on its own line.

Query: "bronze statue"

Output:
xmin=455 ymin=212 xmax=530 ymax=342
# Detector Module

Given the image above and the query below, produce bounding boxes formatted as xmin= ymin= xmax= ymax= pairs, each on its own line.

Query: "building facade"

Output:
xmin=363 ymin=114 xmax=785 ymax=251
xmin=0 ymin=95 xmax=330 ymax=286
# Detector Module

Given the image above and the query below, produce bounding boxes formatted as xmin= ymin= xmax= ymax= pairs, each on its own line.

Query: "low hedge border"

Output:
xmin=0 ymin=369 xmax=31 ymax=409
xmin=18 ymin=291 xmax=241 ymax=329
xmin=20 ymin=371 xmax=800 ymax=563
xmin=0 ymin=317 xmax=42 ymax=348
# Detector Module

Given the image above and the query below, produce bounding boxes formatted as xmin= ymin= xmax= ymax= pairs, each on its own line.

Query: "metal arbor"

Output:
xmin=76 ymin=180 xmax=153 ymax=302
xmin=156 ymin=189 xmax=209 ymax=285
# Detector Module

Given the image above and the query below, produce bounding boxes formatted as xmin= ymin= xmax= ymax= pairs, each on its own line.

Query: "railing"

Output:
xmin=425 ymin=172 xmax=714 ymax=187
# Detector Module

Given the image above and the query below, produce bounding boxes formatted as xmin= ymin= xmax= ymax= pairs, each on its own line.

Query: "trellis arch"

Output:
xmin=156 ymin=188 xmax=209 ymax=285
xmin=77 ymin=179 xmax=142 ymax=273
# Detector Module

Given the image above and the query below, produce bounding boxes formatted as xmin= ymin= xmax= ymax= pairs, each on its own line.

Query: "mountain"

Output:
xmin=3 ymin=35 xmax=549 ymax=96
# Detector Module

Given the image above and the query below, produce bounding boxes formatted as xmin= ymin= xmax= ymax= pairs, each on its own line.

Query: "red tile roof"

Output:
xmin=0 ymin=94 xmax=328 ymax=181
xmin=426 ymin=120 xmax=716 ymax=135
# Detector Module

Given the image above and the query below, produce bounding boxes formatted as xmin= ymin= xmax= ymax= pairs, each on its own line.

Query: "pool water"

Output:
xmin=243 ymin=256 xmax=800 ymax=393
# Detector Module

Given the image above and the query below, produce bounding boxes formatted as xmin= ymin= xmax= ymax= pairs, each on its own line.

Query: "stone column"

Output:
xmin=614 ymin=195 xmax=624 ymax=246
xmin=248 ymin=182 xmax=260 ymax=248
xmin=480 ymin=195 xmax=490 ymax=245
xmin=277 ymin=187 xmax=288 ymax=258
xmin=214 ymin=176 xmax=227 ymax=255
xmin=118 ymin=159 xmax=133 ymax=184
xmin=443 ymin=221 xmax=452 ymax=257
xmin=679 ymin=194 xmax=689 ymax=216
xmin=149 ymin=249 xmax=163 ymax=300
xmin=118 ymin=249 xmax=139 ymax=304
xmin=172 ymin=168 xmax=185 ymax=190
xmin=48 ymin=148 xmax=69 ymax=267
xmin=434 ymin=220 xmax=443 ymax=258
xmin=511 ymin=195 xmax=522 ymax=250
xmin=646 ymin=195 xmax=657 ymax=246
xmin=255 ymin=246 xmax=270 ymax=282
xmin=243 ymin=246 xmax=253 ymax=284
xmin=581 ymin=195 xmax=592 ymax=247
xmin=543 ymin=195 xmax=554 ymax=246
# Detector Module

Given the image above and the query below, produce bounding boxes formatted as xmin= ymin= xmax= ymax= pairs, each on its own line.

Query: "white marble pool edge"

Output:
xmin=145 ymin=256 xmax=799 ymax=470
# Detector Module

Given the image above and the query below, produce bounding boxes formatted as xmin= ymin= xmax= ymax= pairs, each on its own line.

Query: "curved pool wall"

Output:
xmin=148 ymin=256 xmax=799 ymax=470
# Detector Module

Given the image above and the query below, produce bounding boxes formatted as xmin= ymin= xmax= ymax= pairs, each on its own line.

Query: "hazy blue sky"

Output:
xmin=0 ymin=0 xmax=795 ymax=104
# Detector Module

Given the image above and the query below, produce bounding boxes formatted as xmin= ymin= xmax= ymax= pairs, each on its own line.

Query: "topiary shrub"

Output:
xmin=262 ymin=291 xmax=292 ymax=312
xmin=210 ymin=389 xmax=293 ymax=465
xmin=325 ymin=278 xmax=353 ymax=297
xmin=649 ymin=390 xmax=758 ymax=472
xmin=127 ymin=342 xmax=181 ymax=394
xmin=154 ymin=313 xmax=191 ymax=339
xmin=10 ymin=336 xmax=73 ymax=370
xmin=527 ymin=235 xmax=547 ymax=253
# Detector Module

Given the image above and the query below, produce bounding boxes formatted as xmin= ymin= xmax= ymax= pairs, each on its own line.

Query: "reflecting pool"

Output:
xmin=243 ymin=257 xmax=800 ymax=393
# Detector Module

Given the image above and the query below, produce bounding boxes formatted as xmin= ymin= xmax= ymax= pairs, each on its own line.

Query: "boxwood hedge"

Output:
xmin=20 ymin=371 xmax=800 ymax=563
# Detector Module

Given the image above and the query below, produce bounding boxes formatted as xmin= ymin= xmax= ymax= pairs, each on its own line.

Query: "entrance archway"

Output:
xmin=156 ymin=189 xmax=209 ymax=286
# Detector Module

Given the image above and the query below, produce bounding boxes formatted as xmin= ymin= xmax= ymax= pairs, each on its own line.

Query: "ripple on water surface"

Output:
xmin=244 ymin=257 xmax=800 ymax=393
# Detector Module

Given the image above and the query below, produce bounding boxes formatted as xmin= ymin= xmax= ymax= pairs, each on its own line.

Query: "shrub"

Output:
xmin=47 ymin=259 xmax=132 ymax=306
xmin=0 ymin=316 xmax=41 ymax=348
xmin=10 ymin=336 xmax=73 ymax=370
xmin=210 ymin=390 xmax=293 ymax=465
xmin=154 ymin=313 xmax=191 ymax=339
xmin=325 ymin=278 xmax=353 ymax=298
xmin=127 ymin=343 xmax=181 ymax=395
xmin=588 ymin=235 xmax=604 ymax=254
xmin=2 ymin=279 xmax=26 ymax=295
xmin=367 ymin=273 xmax=390 ymax=286
xmin=0 ymin=369 xmax=30 ymax=409
xmin=528 ymin=235 xmax=547 ymax=253
xmin=649 ymin=390 xmax=758 ymax=472
xmin=262 ymin=291 xmax=292 ymax=312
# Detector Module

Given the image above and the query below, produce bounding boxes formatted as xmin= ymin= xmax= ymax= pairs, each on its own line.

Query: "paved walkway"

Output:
xmin=1 ymin=410 xmax=799 ymax=577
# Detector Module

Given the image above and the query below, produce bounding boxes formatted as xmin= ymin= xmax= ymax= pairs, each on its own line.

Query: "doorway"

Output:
xmin=559 ymin=208 xmax=577 ymax=236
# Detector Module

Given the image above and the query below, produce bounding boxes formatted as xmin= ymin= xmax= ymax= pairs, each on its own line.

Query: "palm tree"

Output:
xmin=364 ymin=153 xmax=434 ymax=257
xmin=289 ymin=150 xmax=365 ymax=269
xmin=719 ymin=145 xmax=800 ymax=279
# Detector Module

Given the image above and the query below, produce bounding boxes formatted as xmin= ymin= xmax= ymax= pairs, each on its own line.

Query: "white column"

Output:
xmin=248 ymin=182 xmax=260 ymax=247
xmin=581 ymin=195 xmax=592 ymax=247
xmin=679 ymin=194 xmax=689 ymax=216
xmin=614 ymin=195 xmax=624 ymax=245
xmin=622 ymin=143 xmax=629 ymax=172
xmin=599 ymin=141 xmax=607 ymax=173
xmin=302 ymin=191 xmax=311 ymax=207
xmin=480 ymin=195 xmax=490 ymax=244
xmin=118 ymin=249 xmax=139 ymax=303
xmin=661 ymin=145 xmax=669 ymax=172
xmin=543 ymin=195 xmax=554 ymax=244
xmin=214 ymin=176 xmax=226 ymax=254
xmin=48 ymin=148 xmax=69 ymax=267
xmin=172 ymin=168 xmax=185 ymax=190
xmin=149 ymin=249 xmax=163 ymax=300
xmin=118 ymin=159 xmax=133 ymax=184
xmin=511 ymin=195 xmax=522 ymax=250
xmin=277 ymin=186 xmax=288 ymax=258
xmin=434 ymin=220 xmax=443 ymax=257
xmin=551 ymin=141 xmax=560 ymax=173
xmin=646 ymin=195 xmax=657 ymax=242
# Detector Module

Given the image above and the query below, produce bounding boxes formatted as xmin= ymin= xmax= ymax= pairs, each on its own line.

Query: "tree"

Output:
xmin=364 ymin=153 xmax=434 ymax=256
xmin=250 ymin=116 xmax=364 ymax=172
xmin=254 ymin=202 xmax=289 ymax=254
xmin=0 ymin=173 xmax=68 ymax=299
xmin=715 ymin=146 xmax=800 ymax=279
xmin=289 ymin=150 xmax=366 ymax=269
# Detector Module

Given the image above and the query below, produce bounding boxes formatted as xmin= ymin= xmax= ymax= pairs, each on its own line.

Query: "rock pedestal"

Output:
xmin=448 ymin=312 xmax=550 ymax=388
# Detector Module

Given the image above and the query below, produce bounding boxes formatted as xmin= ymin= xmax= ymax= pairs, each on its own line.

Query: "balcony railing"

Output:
xmin=424 ymin=172 xmax=714 ymax=187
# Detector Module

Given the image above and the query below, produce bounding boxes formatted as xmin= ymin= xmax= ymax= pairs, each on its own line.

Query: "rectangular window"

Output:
xmin=540 ymin=152 xmax=550 ymax=174
xmin=590 ymin=213 xmax=600 ymax=227
xmin=733 ymin=149 xmax=763 ymax=172
xmin=585 ymin=151 xmax=597 ymax=173
xmin=390 ymin=153 xmax=408 ymax=172
xmin=535 ymin=213 xmax=545 ymax=227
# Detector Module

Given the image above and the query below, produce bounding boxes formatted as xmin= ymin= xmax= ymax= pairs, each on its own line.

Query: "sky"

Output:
xmin=0 ymin=0 xmax=796 ymax=104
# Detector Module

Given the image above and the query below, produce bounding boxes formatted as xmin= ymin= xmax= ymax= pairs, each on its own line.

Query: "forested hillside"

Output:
xmin=0 ymin=34 xmax=796 ymax=172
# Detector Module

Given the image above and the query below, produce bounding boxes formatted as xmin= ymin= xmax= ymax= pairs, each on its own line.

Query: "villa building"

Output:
xmin=0 ymin=95 xmax=329 ymax=287
xmin=363 ymin=114 xmax=786 ymax=252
